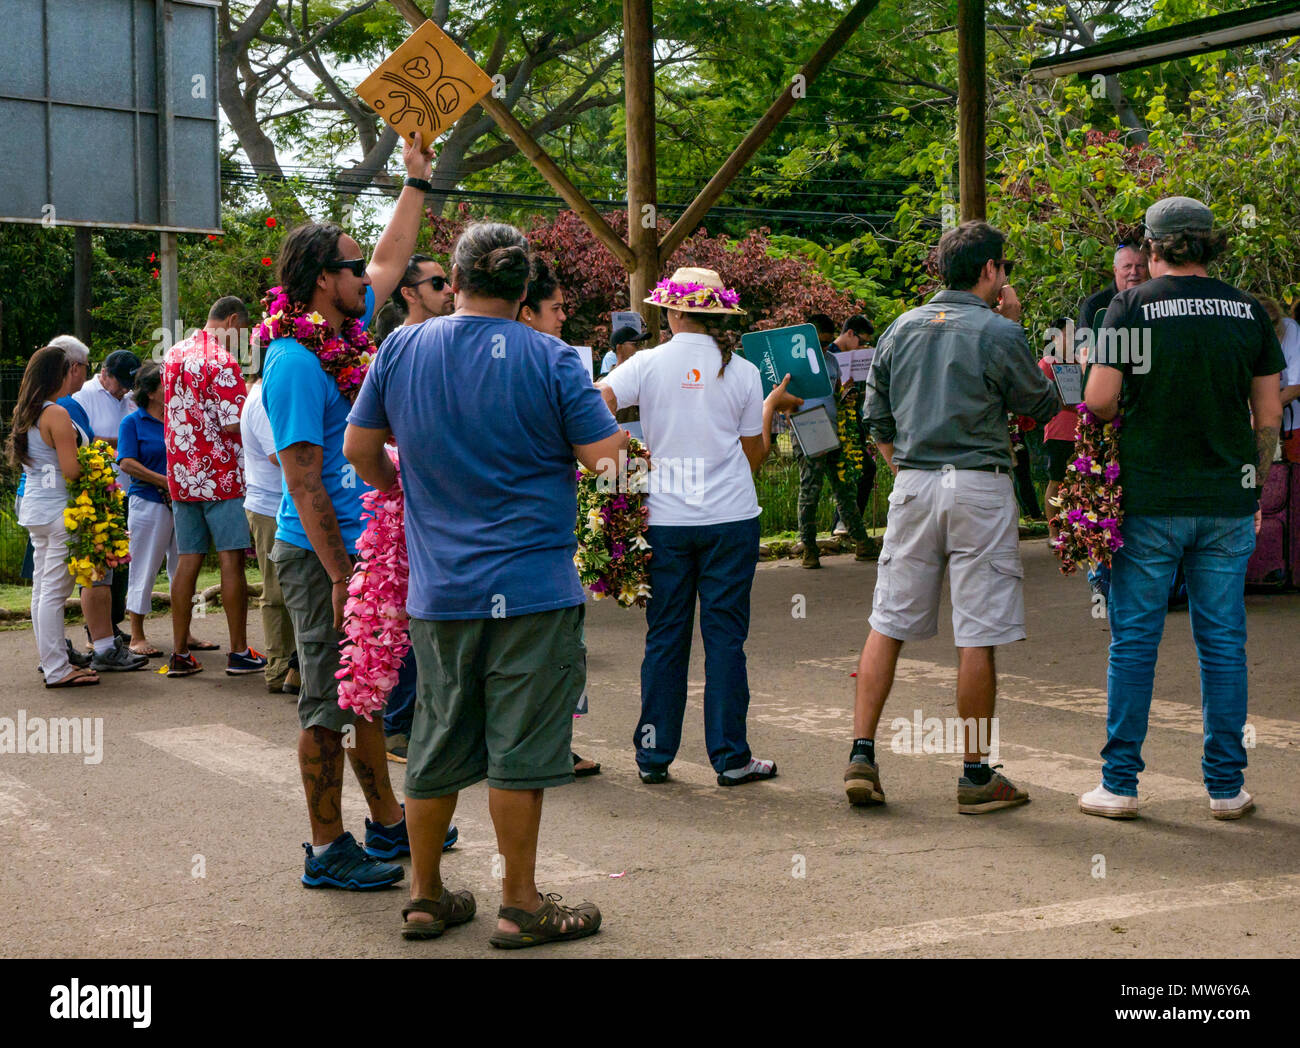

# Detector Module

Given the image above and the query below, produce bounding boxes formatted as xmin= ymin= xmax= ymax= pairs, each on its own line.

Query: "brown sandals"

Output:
xmin=44 ymin=667 xmax=99 ymax=689
xmin=489 ymin=892 xmax=602 ymax=949
xmin=400 ymin=888 xmax=476 ymax=940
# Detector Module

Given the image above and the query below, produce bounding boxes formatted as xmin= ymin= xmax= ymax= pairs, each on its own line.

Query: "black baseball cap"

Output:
xmin=103 ymin=350 xmax=141 ymax=386
xmin=611 ymin=324 xmax=652 ymax=347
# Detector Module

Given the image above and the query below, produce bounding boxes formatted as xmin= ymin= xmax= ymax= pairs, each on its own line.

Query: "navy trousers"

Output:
xmin=635 ymin=517 xmax=760 ymax=774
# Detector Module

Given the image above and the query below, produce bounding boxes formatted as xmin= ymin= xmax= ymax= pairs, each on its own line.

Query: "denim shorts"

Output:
xmin=173 ymin=497 xmax=250 ymax=556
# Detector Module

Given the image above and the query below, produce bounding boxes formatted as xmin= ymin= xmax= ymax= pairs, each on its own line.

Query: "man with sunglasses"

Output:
xmin=391 ymin=254 xmax=455 ymax=326
xmin=847 ymin=220 xmax=1060 ymax=814
xmin=262 ymin=131 xmax=456 ymax=892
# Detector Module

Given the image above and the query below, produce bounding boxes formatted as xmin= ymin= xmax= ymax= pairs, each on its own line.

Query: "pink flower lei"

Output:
xmin=1050 ymin=404 xmax=1125 ymax=574
xmin=646 ymin=280 xmax=741 ymax=312
xmin=252 ymin=286 xmax=375 ymax=398
xmin=335 ymin=448 xmax=409 ymax=720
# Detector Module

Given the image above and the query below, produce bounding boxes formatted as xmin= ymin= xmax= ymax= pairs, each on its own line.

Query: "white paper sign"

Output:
xmin=833 ymin=348 xmax=875 ymax=383
xmin=572 ymin=345 xmax=594 ymax=372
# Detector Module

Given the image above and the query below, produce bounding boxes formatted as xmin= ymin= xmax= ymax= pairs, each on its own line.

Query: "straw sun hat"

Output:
xmin=644 ymin=267 xmax=747 ymax=315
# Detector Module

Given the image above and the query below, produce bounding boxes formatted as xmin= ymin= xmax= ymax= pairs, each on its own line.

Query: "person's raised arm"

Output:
xmin=366 ymin=133 xmax=436 ymax=306
xmin=740 ymin=374 xmax=803 ymax=472
xmin=280 ymin=441 xmax=353 ymax=629
xmin=343 ymin=423 xmax=396 ymax=493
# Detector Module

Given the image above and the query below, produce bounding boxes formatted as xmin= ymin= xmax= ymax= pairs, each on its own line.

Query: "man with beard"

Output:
xmin=261 ymin=132 xmax=451 ymax=890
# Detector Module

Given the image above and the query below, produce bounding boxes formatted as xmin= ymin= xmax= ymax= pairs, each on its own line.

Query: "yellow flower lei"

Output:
xmin=64 ymin=439 xmax=131 ymax=586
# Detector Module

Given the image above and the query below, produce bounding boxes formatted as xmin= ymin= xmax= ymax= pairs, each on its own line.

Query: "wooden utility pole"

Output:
xmin=956 ymin=0 xmax=987 ymax=222
xmin=623 ymin=0 xmax=659 ymax=335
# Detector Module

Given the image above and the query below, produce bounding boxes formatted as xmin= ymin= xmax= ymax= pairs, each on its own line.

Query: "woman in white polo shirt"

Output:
xmin=598 ymin=268 xmax=800 ymax=787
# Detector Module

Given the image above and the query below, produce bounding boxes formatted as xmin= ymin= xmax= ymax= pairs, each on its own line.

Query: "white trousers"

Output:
xmin=26 ymin=519 xmax=75 ymax=683
xmin=126 ymin=495 xmax=177 ymax=616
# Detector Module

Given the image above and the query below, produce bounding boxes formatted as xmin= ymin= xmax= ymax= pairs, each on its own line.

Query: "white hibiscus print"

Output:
xmin=171 ymin=421 xmax=198 ymax=453
xmin=173 ymin=463 xmax=216 ymax=500
xmin=215 ymin=398 xmax=241 ymax=428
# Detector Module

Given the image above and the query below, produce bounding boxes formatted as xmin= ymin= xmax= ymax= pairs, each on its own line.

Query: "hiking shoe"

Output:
xmin=66 ymin=639 xmax=93 ymax=669
xmin=386 ymin=733 xmax=409 ymax=764
xmin=365 ymin=807 xmax=458 ymax=858
xmin=854 ymin=537 xmax=879 ymax=562
xmin=801 ymin=548 xmax=821 ymax=569
xmin=844 ymin=759 xmax=886 ymax=806
xmin=226 ymin=647 xmax=268 ymax=675
xmin=1210 ymin=790 xmax=1255 ymax=821
xmin=638 ymin=768 xmax=669 ymax=784
xmin=1079 ymin=783 xmax=1138 ymax=819
xmin=958 ymin=765 xmax=1030 ymax=813
xmin=302 ymin=832 xmax=403 ymax=890
xmin=166 ymin=652 xmax=203 ymax=678
xmin=718 ymin=757 xmax=777 ymax=786
xmin=92 ymin=637 xmax=149 ymax=673
xmin=365 ymin=812 xmax=410 ymax=859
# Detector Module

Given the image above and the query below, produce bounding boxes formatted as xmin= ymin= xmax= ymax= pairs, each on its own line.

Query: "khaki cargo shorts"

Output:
xmin=868 ymin=468 xmax=1025 ymax=647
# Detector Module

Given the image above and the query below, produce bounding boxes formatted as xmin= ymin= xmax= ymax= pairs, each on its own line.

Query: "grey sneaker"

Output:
xmin=92 ymin=636 xmax=149 ymax=673
xmin=958 ymin=765 xmax=1030 ymax=814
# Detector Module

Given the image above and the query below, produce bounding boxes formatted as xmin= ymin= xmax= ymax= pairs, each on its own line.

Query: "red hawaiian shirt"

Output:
xmin=163 ymin=330 xmax=247 ymax=502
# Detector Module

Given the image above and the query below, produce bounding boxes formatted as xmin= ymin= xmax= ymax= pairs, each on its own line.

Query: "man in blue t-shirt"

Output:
xmin=261 ymin=132 xmax=440 ymax=893
xmin=345 ymin=222 xmax=625 ymax=947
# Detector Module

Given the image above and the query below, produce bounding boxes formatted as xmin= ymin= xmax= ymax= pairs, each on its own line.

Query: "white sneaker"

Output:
xmin=1210 ymin=790 xmax=1254 ymax=820
xmin=1079 ymin=783 xmax=1139 ymax=819
xmin=832 ymin=523 xmax=849 ymax=536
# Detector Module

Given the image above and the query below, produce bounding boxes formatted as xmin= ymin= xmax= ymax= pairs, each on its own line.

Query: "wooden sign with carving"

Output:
xmin=357 ymin=20 xmax=494 ymax=146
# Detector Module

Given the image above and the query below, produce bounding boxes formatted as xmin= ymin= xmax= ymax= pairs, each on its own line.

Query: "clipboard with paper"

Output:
xmin=738 ymin=324 xmax=834 ymax=401
xmin=1051 ymin=362 xmax=1084 ymax=407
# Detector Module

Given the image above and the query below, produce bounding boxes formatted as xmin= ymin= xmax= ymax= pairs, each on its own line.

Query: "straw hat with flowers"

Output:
xmin=644 ymin=267 xmax=746 ymax=315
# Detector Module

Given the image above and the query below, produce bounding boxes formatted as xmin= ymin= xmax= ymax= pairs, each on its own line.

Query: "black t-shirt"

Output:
xmin=1098 ymin=275 xmax=1285 ymax=517
xmin=1077 ymin=282 xmax=1116 ymax=333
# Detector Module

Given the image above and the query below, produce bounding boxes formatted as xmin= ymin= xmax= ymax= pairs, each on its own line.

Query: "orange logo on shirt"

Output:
xmin=681 ymin=367 xmax=703 ymax=390
xmin=687 ymin=368 xmax=700 ymax=382
xmin=931 ymin=311 xmax=947 ymax=323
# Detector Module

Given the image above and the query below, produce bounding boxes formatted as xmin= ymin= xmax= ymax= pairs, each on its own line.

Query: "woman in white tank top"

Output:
xmin=7 ymin=345 xmax=99 ymax=687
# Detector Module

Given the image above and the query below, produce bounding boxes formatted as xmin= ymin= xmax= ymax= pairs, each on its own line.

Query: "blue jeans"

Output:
xmin=384 ymin=648 xmax=417 ymax=738
xmin=635 ymin=517 xmax=760 ymax=774
xmin=1103 ymin=515 xmax=1256 ymax=799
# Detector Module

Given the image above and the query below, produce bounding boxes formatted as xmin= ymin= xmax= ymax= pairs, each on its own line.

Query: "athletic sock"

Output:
xmin=963 ymin=761 xmax=992 ymax=785
xmin=92 ymin=636 xmax=115 ymax=656
xmin=850 ymin=738 xmax=875 ymax=765
xmin=311 ymin=834 xmax=344 ymax=857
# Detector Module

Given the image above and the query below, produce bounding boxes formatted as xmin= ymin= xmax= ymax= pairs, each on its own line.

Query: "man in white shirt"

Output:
xmin=73 ymin=351 xmax=139 ymax=449
xmin=1278 ymin=314 xmax=1300 ymax=447
xmin=241 ymin=379 xmax=298 ymax=695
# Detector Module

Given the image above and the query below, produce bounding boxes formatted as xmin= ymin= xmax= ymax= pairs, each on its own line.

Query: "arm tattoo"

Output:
xmin=1255 ymin=425 xmax=1280 ymax=483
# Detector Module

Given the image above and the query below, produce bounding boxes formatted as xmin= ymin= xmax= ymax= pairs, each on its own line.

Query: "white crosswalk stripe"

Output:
xmin=738 ymin=873 xmax=1300 ymax=958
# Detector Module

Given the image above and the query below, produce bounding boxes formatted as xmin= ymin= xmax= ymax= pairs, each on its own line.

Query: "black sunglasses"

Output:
xmin=997 ymin=258 xmax=1016 ymax=279
xmin=409 ymin=274 xmax=449 ymax=291
xmin=324 ymin=257 xmax=367 ymax=278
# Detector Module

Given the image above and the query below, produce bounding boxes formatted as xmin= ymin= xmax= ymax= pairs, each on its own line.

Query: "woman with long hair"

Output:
xmin=8 ymin=345 xmax=98 ymax=687
xmin=598 ymin=268 xmax=800 ymax=786
xmin=117 ymin=362 xmax=177 ymax=657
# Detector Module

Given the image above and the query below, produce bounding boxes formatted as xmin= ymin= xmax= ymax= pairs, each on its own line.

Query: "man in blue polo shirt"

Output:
xmin=262 ymin=132 xmax=448 ymax=892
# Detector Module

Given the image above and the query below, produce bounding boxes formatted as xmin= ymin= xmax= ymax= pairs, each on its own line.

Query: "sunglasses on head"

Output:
xmin=409 ymin=274 xmax=449 ymax=291
xmin=324 ymin=257 xmax=366 ymax=278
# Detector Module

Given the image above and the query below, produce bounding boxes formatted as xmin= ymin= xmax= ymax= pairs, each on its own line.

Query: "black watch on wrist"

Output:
xmin=404 ymin=176 xmax=433 ymax=193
